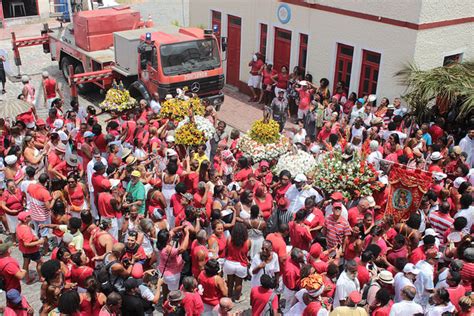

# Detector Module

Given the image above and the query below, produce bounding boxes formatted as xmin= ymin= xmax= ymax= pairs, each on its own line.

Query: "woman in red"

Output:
xmin=70 ymin=251 xmax=93 ymax=289
xmin=271 ymin=170 xmax=292 ymax=201
xmin=254 ymin=185 xmax=273 ymax=220
xmin=223 ymin=222 xmax=251 ymax=302
xmin=147 ymin=185 xmax=167 ymax=218
xmin=208 ymin=220 xmax=227 ymax=260
xmin=198 ymin=259 xmax=228 ymax=313
xmin=259 ymin=64 xmax=276 ymax=105
xmin=272 ymin=65 xmax=289 ymax=97
xmin=80 ymin=211 xmax=97 ymax=266
xmin=78 ymin=276 xmax=106 ymax=316
xmin=64 ymin=175 xmax=89 ymax=218
xmin=56 ymin=247 xmax=73 ymax=283
xmin=234 ymin=156 xmax=253 ymax=183
xmin=1 ymin=179 xmax=24 ymax=241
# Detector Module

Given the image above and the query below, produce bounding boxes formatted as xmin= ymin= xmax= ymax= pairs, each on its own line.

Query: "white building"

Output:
xmin=189 ymin=0 xmax=473 ymax=101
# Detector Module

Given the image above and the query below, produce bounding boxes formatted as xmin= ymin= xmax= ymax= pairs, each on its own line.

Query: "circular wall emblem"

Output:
xmin=277 ymin=3 xmax=291 ymax=24
xmin=191 ymin=82 xmax=200 ymax=92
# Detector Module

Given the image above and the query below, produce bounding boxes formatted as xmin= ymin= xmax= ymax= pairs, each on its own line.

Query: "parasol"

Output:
xmin=0 ymin=99 xmax=32 ymax=119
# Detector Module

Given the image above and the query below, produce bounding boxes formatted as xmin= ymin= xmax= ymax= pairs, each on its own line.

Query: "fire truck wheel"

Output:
xmin=74 ymin=64 xmax=94 ymax=93
xmin=129 ymin=81 xmax=151 ymax=102
xmin=60 ymin=57 xmax=73 ymax=81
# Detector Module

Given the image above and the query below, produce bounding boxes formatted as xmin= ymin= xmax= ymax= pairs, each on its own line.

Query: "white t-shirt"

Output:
xmin=389 ymin=300 xmax=423 ymax=316
xmin=414 ymin=260 xmax=434 ymax=307
xmin=454 ymin=206 xmax=473 ymax=234
xmin=20 ymin=179 xmax=37 ymax=211
xmin=333 ymin=271 xmax=360 ymax=308
xmin=393 ymin=272 xmax=414 ymax=303
xmin=424 ymin=302 xmax=455 ymax=316
xmin=250 ymin=251 xmax=280 ymax=288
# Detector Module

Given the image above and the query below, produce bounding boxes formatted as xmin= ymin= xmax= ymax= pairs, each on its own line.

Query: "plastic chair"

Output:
xmin=10 ymin=1 xmax=26 ymax=17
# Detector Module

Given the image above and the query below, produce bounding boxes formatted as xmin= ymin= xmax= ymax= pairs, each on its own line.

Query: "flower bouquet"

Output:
xmin=175 ymin=115 xmax=215 ymax=146
xmin=237 ymin=111 xmax=290 ymax=163
xmin=99 ymin=81 xmax=137 ymax=112
xmin=312 ymin=151 xmax=380 ymax=200
xmin=273 ymin=149 xmax=316 ymax=177
xmin=159 ymin=96 xmax=205 ymax=122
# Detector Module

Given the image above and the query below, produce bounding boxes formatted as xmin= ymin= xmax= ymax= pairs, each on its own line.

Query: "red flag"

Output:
xmin=385 ymin=163 xmax=433 ymax=222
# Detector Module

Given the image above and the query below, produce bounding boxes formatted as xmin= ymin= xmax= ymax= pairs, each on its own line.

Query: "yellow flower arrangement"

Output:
xmin=175 ymin=122 xmax=206 ymax=146
xmin=249 ymin=119 xmax=280 ymax=145
xmin=99 ymin=84 xmax=137 ymax=112
xmin=159 ymin=97 xmax=205 ymax=122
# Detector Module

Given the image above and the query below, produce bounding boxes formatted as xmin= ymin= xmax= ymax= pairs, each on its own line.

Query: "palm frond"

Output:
xmin=395 ymin=61 xmax=474 ymax=121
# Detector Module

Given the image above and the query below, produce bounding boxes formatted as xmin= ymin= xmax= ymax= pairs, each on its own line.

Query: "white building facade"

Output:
xmin=190 ymin=0 xmax=473 ymax=101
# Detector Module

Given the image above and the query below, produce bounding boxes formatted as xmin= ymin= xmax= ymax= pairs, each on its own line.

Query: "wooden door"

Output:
xmin=226 ymin=15 xmax=241 ymax=86
xmin=273 ymin=27 xmax=291 ymax=72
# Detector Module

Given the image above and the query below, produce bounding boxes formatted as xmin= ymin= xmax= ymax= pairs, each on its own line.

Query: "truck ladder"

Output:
xmin=11 ymin=24 xmax=52 ymax=78
xmin=68 ymin=64 xmax=114 ymax=103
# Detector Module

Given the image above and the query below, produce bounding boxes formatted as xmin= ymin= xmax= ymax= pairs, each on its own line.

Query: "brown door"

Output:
xmin=226 ymin=15 xmax=241 ymax=86
xmin=273 ymin=27 xmax=291 ymax=72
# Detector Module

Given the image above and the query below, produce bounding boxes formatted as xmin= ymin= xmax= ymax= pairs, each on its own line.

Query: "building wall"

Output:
xmin=189 ymin=0 xmax=473 ymax=101
xmin=38 ymin=0 xmax=50 ymax=18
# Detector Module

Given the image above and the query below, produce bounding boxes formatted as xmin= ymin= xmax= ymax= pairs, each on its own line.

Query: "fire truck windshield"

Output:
xmin=160 ymin=39 xmax=220 ymax=76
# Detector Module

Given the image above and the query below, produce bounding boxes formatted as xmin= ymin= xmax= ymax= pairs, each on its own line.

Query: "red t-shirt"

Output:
xmin=121 ymin=121 xmax=137 ymax=144
xmin=234 ymin=168 xmax=253 ymax=182
xmin=0 ymin=257 xmax=21 ymax=292
xmin=409 ymin=246 xmax=426 ymax=264
xmin=266 ymin=233 xmax=287 ymax=266
xmin=303 ymin=207 xmax=325 ymax=238
xmin=44 ymin=78 xmax=57 ymax=99
xmin=276 ymin=73 xmax=289 ymax=89
xmin=170 ymin=194 xmax=185 ymax=218
xmin=386 ymin=246 xmax=408 ymax=265
xmin=16 ymin=223 xmax=40 ymax=254
xmin=283 ymin=258 xmax=300 ymax=290
xmin=97 ymin=192 xmax=115 ymax=218
xmin=182 ymin=291 xmax=204 ymax=316
xmin=193 ymin=192 xmax=212 ymax=219
xmin=355 ymin=259 xmax=370 ymax=288
xmin=250 ymin=287 xmax=278 ymax=316
xmin=447 ymin=285 xmax=467 ymax=312
xmin=250 ymin=59 xmax=264 ymax=75
xmin=70 ymin=265 xmax=94 ymax=288
xmin=297 ymin=88 xmax=312 ymax=110
xmin=373 ymin=301 xmax=393 ymax=316
xmin=289 ymin=221 xmax=312 ymax=251
xmin=303 ymin=302 xmax=322 ymax=316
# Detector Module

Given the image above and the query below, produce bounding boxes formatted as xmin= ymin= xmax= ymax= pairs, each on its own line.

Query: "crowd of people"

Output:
xmin=0 ymin=60 xmax=472 ymax=316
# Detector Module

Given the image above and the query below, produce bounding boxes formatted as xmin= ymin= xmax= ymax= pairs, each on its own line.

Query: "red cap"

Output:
xmin=278 ymin=197 xmax=290 ymax=208
xmin=259 ymin=160 xmax=269 ymax=168
xmin=331 ymin=192 xmax=343 ymax=200
xmin=333 ymin=201 xmax=342 ymax=208
xmin=349 ymin=291 xmax=362 ymax=304
xmin=18 ymin=211 xmax=32 ymax=222
xmin=36 ymin=119 xmax=46 ymax=126
xmin=309 ymin=243 xmax=322 ymax=258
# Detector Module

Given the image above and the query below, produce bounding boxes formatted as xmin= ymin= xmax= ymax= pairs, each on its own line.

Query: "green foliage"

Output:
xmin=395 ymin=61 xmax=474 ymax=122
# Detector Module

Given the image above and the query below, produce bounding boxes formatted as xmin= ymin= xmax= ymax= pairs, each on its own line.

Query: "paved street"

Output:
xmin=0 ymin=15 xmax=278 ymax=315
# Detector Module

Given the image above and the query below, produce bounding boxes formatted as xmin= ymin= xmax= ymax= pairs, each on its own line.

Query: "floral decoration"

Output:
xmin=159 ymin=97 xmax=205 ymax=122
xmin=249 ymin=119 xmax=280 ymax=145
xmin=99 ymin=81 xmax=137 ymax=112
xmin=175 ymin=115 xmax=215 ymax=146
xmin=237 ymin=133 xmax=289 ymax=163
xmin=273 ymin=149 xmax=316 ymax=177
xmin=312 ymin=151 xmax=380 ymax=199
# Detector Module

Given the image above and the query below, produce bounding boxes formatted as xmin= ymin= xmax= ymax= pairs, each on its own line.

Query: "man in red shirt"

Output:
xmin=317 ymin=122 xmax=333 ymax=142
xmin=347 ymin=197 xmax=373 ymax=227
xmin=247 ymin=53 xmax=264 ymax=102
xmin=91 ymin=161 xmax=108 ymax=205
xmin=289 ymin=209 xmax=313 ymax=252
xmin=16 ymin=211 xmax=44 ymax=284
xmin=410 ymin=235 xmax=436 ymax=264
xmin=282 ymin=247 xmax=305 ymax=313
xmin=181 ymin=276 xmax=204 ymax=316
xmin=47 ymin=142 xmax=67 ymax=180
xmin=0 ymin=241 xmax=26 ymax=292
xmin=250 ymin=274 xmax=278 ymax=316
xmin=42 ymin=71 xmax=63 ymax=107
xmin=446 ymin=270 xmax=466 ymax=312
xmin=266 ymin=224 xmax=289 ymax=270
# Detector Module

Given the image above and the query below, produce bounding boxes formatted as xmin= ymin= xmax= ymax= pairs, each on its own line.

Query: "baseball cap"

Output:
xmin=333 ymin=201 xmax=342 ymax=208
xmin=17 ymin=211 xmax=32 ymax=222
xmin=166 ymin=135 xmax=175 ymax=143
xmin=309 ymin=243 xmax=322 ymax=258
xmin=123 ymin=278 xmax=140 ymax=290
xmin=349 ymin=291 xmax=362 ymax=304
xmin=294 ymin=174 xmax=307 ymax=182
xmin=403 ymin=263 xmax=420 ymax=275
xmin=330 ymin=192 xmax=343 ymax=200
xmin=83 ymin=131 xmax=95 ymax=138
xmin=6 ymin=289 xmax=22 ymax=305
xmin=278 ymin=197 xmax=290 ymax=209
xmin=454 ymin=177 xmax=466 ymax=189
xmin=166 ymin=148 xmax=178 ymax=157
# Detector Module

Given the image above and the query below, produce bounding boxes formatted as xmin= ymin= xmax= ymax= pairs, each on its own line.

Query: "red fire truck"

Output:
xmin=12 ymin=6 xmax=225 ymax=107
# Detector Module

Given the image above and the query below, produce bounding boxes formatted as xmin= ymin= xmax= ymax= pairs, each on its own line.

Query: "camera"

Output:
xmin=172 ymin=231 xmax=183 ymax=241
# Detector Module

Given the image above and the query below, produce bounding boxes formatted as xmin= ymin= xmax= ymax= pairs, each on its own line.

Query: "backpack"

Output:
xmin=261 ymin=291 xmax=277 ymax=316
xmin=93 ymin=259 xmax=119 ymax=295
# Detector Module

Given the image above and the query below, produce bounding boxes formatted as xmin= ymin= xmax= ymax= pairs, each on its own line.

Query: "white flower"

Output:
xmin=176 ymin=115 xmax=216 ymax=141
xmin=273 ymin=150 xmax=316 ymax=176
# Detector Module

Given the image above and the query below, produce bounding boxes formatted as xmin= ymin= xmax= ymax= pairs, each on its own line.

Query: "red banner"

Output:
xmin=385 ymin=164 xmax=433 ymax=222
